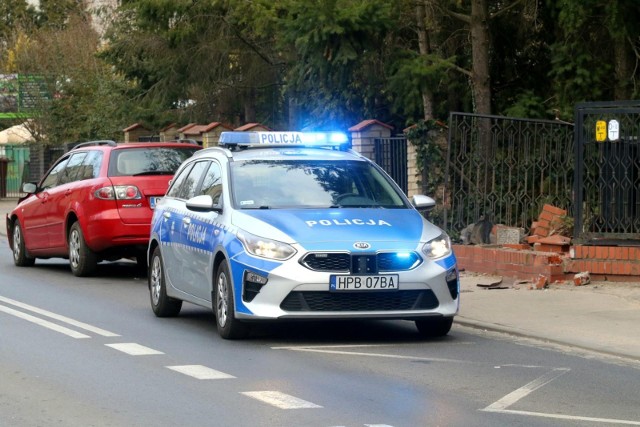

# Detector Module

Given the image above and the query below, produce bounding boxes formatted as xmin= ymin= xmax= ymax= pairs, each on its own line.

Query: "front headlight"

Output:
xmin=237 ymin=231 xmax=297 ymax=261
xmin=422 ymin=233 xmax=452 ymax=260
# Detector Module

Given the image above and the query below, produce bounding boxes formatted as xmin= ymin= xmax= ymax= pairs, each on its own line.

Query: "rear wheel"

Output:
xmin=68 ymin=222 xmax=97 ymax=277
xmin=149 ymin=246 xmax=182 ymax=317
xmin=12 ymin=219 xmax=35 ymax=267
xmin=214 ymin=261 xmax=249 ymax=340
xmin=415 ymin=317 xmax=454 ymax=338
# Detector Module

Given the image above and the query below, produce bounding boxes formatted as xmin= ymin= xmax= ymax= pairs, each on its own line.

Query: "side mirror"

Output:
xmin=412 ymin=194 xmax=436 ymax=211
xmin=186 ymin=194 xmax=222 ymax=213
xmin=22 ymin=182 xmax=37 ymax=194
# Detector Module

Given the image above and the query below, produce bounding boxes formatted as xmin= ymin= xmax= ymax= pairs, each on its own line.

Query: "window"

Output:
xmin=166 ymin=163 xmax=194 ymax=198
xmin=176 ymin=161 xmax=209 ymax=200
xmin=79 ymin=151 xmax=103 ymax=180
xmin=59 ymin=152 xmax=88 ymax=185
xmin=199 ymin=161 xmax=223 ymax=204
xmin=40 ymin=157 xmax=71 ymax=190
xmin=109 ymin=147 xmax=198 ymax=176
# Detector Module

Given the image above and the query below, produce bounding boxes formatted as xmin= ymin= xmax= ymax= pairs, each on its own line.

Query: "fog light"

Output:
xmin=243 ymin=270 xmax=268 ymax=302
xmin=446 ymin=268 xmax=459 ymax=300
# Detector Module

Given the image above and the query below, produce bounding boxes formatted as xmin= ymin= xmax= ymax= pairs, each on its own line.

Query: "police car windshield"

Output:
xmin=230 ymin=160 xmax=407 ymax=209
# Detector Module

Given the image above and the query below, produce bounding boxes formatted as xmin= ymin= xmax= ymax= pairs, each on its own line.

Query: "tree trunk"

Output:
xmin=613 ymin=40 xmax=633 ymax=100
xmin=416 ymin=0 xmax=434 ymax=120
xmin=470 ymin=0 xmax=491 ymax=116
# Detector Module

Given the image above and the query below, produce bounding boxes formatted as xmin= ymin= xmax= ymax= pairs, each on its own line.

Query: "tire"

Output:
xmin=214 ymin=261 xmax=249 ymax=339
xmin=12 ymin=219 xmax=35 ymax=267
xmin=149 ymin=246 xmax=182 ymax=317
xmin=68 ymin=222 xmax=97 ymax=277
xmin=415 ymin=317 xmax=454 ymax=338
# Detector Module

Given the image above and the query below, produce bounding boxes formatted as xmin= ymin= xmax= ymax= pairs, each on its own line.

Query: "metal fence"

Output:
xmin=574 ymin=101 xmax=640 ymax=243
xmin=374 ymin=137 xmax=408 ymax=194
xmin=444 ymin=113 xmax=575 ymax=238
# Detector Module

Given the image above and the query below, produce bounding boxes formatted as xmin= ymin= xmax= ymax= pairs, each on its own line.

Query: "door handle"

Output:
xmin=182 ymin=217 xmax=191 ymax=225
xmin=163 ymin=212 xmax=171 ymax=219
xmin=65 ymin=190 xmax=72 ymax=196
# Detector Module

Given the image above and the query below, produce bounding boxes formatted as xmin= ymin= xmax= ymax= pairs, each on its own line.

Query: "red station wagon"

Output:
xmin=6 ymin=140 xmax=200 ymax=276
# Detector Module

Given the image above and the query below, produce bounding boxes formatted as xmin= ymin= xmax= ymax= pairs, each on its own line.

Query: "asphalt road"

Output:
xmin=1 ymin=239 xmax=640 ymax=427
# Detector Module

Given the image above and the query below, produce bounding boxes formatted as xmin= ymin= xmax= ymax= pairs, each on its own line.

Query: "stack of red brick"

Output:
xmin=525 ymin=204 xmax=571 ymax=253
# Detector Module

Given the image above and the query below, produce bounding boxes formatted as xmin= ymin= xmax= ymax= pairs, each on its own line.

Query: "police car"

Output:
xmin=147 ymin=131 xmax=459 ymax=339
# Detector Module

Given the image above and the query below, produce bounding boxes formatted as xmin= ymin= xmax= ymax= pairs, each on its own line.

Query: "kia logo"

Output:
xmin=353 ymin=242 xmax=371 ymax=250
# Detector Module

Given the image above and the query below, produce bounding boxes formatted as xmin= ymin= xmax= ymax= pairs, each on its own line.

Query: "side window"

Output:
xmin=59 ymin=152 xmax=88 ymax=185
xmin=199 ymin=161 xmax=223 ymax=204
xmin=79 ymin=151 xmax=103 ymax=180
xmin=40 ymin=157 xmax=71 ymax=190
xmin=166 ymin=163 xmax=194 ymax=198
xmin=177 ymin=161 xmax=209 ymax=200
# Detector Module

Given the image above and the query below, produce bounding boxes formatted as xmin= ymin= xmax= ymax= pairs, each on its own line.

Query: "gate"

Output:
xmin=574 ymin=101 xmax=640 ymax=244
xmin=374 ymin=137 xmax=408 ymax=194
xmin=0 ymin=144 xmax=30 ymax=197
xmin=445 ymin=113 xmax=574 ymax=238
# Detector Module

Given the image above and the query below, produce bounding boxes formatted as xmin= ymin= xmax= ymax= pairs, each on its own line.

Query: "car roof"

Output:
xmin=68 ymin=140 xmax=201 ymax=153
xmin=191 ymin=146 xmax=366 ymax=163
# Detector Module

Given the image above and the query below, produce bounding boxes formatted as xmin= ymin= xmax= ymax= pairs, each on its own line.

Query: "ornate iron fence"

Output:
xmin=574 ymin=101 xmax=640 ymax=243
xmin=444 ymin=113 xmax=574 ymax=239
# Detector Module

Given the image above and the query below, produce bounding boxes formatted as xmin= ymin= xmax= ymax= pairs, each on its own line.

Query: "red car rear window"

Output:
xmin=108 ymin=146 xmax=199 ymax=177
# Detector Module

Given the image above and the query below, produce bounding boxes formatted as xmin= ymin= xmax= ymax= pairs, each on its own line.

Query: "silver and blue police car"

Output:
xmin=147 ymin=131 xmax=459 ymax=339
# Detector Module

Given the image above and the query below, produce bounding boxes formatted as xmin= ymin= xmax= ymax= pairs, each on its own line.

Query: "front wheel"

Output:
xmin=68 ymin=222 xmax=97 ymax=277
xmin=415 ymin=317 xmax=454 ymax=338
xmin=214 ymin=261 xmax=249 ymax=340
xmin=12 ymin=219 xmax=35 ymax=267
xmin=149 ymin=246 xmax=182 ymax=317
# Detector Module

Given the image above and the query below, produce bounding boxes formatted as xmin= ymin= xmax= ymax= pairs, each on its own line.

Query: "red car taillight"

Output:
xmin=95 ymin=185 xmax=142 ymax=200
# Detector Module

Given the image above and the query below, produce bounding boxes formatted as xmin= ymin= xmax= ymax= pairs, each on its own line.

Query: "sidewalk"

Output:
xmin=2 ymin=197 xmax=640 ymax=362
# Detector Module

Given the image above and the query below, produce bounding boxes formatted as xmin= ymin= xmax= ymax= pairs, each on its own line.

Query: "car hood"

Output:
xmin=232 ymin=208 xmax=442 ymax=248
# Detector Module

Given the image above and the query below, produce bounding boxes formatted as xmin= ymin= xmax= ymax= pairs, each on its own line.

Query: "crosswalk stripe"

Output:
xmin=240 ymin=391 xmax=322 ymax=409
xmin=166 ymin=365 xmax=235 ymax=380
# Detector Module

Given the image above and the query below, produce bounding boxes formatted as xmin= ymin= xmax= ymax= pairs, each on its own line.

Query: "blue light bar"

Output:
xmin=219 ymin=131 xmax=348 ymax=147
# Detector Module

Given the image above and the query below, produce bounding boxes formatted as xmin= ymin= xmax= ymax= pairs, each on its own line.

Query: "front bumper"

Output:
xmin=231 ymin=253 xmax=459 ymax=321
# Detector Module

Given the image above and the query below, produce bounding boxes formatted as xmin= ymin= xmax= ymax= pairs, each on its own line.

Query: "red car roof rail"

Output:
xmin=72 ymin=140 xmax=118 ymax=149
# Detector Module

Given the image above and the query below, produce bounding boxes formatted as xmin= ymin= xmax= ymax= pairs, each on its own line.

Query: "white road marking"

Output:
xmin=273 ymin=345 xmax=470 ymax=364
xmin=240 ymin=391 xmax=322 ymax=409
xmin=166 ymin=365 xmax=235 ymax=380
xmin=484 ymin=408 xmax=640 ymax=425
xmin=484 ymin=368 xmax=570 ymax=411
xmin=0 ymin=295 xmax=119 ymax=337
xmin=105 ymin=343 xmax=164 ymax=356
xmin=0 ymin=304 xmax=90 ymax=339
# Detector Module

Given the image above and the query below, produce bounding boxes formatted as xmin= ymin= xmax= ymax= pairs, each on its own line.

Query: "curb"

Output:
xmin=455 ymin=317 xmax=640 ymax=363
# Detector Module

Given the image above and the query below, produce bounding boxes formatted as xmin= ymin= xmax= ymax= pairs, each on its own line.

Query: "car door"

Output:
xmin=171 ymin=160 xmax=211 ymax=298
xmin=186 ymin=160 xmax=224 ymax=301
xmin=21 ymin=156 xmax=70 ymax=250
xmin=46 ymin=152 xmax=88 ymax=250
xmin=159 ymin=162 xmax=196 ymax=291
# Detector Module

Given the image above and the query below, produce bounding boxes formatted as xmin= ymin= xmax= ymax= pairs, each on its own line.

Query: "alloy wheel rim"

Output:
xmin=69 ymin=230 xmax=80 ymax=268
xmin=151 ymin=256 xmax=161 ymax=306
xmin=13 ymin=225 xmax=21 ymax=260
xmin=216 ymin=272 xmax=228 ymax=327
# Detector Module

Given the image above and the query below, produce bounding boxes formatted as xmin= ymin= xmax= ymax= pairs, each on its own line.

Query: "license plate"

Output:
xmin=330 ymin=274 xmax=399 ymax=291
xmin=149 ymin=196 xmax=161 ymax=209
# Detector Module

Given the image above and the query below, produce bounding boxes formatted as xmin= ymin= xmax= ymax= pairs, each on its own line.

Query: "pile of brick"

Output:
xmin=525 ymin=204 xmax=571 ymax=253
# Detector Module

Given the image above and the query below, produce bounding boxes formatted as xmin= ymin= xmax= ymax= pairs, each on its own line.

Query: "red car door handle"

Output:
xmin=65 ymin=190 xmax=72 ymax=196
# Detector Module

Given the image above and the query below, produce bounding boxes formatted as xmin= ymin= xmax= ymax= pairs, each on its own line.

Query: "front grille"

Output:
xmin=301 ymin=251 xmax=422 ymax=273
xmin=302 ymin=253 xmax=350 ymax=271
xmin=280 ymin=290 xmax=439 ymax=312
